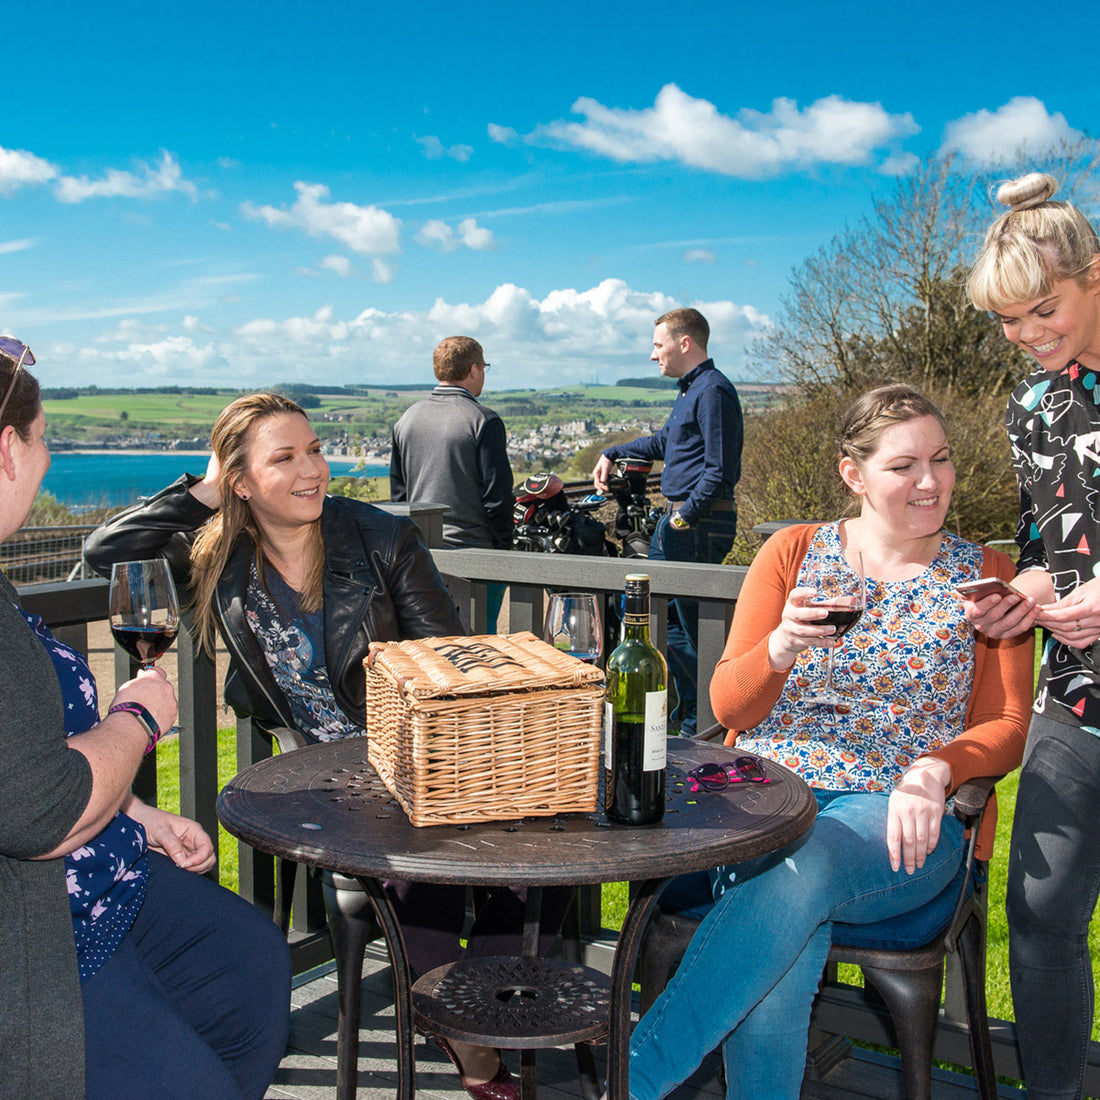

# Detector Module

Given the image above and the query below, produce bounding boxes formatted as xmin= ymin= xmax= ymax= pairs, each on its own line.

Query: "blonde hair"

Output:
xmin=190 ymin=392 xmax=325 ymax=654
xmin=968 ymin=172 xmax=1100 ymax=312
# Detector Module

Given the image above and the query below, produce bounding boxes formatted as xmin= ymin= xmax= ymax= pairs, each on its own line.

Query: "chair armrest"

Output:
xmin=255 ymin=723 xmax=310 ymax=754
xmin=952 ymin=775 xmax=1001 ymax=822
xmin=691 ymin=722 xmax=728 ymax=743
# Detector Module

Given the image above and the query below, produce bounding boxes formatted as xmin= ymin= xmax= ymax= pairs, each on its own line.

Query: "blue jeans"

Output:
xmin=82 ymin=852 xmax=291 ymax=1100
xmin=629 ymin=790 xmax=966 ymax=1100
xmin=1007 ymin=713 xmax=1100 ymax=1100
xmin=647 ymin=509 xmax=737 ymax=737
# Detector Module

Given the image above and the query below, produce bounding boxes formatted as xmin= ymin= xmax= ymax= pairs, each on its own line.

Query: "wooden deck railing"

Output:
xmin=17 ymin=505 xmax=1100 ymax=1092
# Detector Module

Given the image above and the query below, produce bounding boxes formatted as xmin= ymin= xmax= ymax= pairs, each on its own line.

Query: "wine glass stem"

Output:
xmin=825 ymin=646 xmax=836 ymax=695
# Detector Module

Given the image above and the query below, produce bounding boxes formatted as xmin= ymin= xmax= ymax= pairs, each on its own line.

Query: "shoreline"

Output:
xmin=54 ymin=449 xmax=384 ymax=462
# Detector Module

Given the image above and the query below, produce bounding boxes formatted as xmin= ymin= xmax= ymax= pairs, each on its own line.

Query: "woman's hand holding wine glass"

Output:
xmin=109 ymin=559 xmax=182 ymax=741
xmin=801 ymin=549 xmax=866 ymax=706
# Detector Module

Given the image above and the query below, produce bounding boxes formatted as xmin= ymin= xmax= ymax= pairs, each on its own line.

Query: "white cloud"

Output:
xmin=54 ymin=151 xmax=198 ymax=203
xmin=33 ymin=281 xmax=773 ymax=389
xmin=878 ymin=151 xmax=920 ymax=176
xmin=220 ymin=278 xmax=771 ymax=386
xmin=67 ymin=335 xmax=225 ymax=379
xmin=321 ymin=255 xmax=353 ymax=277
xmin=0 ymin=145 xmax=58 ymax=194
xmin=940 ymin=97 xmax=1086 ymax=163
xmin=416 ymin=217 xmax=495 ymax=252
xmin=487 ymin=123 xmax=518 ymax=145
xmin=241 ymin=182 xmax=401 ymax=268
xmin=684 ymin=249 xmax=716 ymax=264
xmin=0 ymin=238 xmax=36 ymax=255
xmin=535 ymin=84 xmax=918 ymax=178
xmin=416 ymin=135 xmax=474 ymax=162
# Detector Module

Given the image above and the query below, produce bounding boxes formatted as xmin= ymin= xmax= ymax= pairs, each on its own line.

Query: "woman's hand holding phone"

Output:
xmin=956 ymin=575 xmax=1040 ymax=639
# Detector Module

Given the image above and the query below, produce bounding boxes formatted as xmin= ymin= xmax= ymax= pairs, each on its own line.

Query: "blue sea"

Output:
xmin=39 ymin=452 xmax=390 ymax=509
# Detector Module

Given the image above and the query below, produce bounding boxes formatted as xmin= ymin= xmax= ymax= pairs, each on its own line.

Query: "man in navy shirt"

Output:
xmin=592 ymin=308 xmax=742 ymax=735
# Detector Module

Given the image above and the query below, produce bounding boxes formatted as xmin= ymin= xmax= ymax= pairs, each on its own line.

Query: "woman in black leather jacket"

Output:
xmin=86 ymin=392 xmax=564 ymax=1100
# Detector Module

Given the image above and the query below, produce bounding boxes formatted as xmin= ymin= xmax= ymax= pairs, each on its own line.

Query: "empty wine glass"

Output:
xmin=109 ymin=559 xmax=181 ymax=670
xmin=802 ymin=549 xmax=865 ymax=706
xmin=545 ymin=592 xmax=602 ymax=665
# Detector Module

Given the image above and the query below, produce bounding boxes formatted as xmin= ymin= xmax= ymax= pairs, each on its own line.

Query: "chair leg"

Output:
xmin=956 ymin=914 xmax=998 ymax=1100
xmin=322 ymin=875 xmax=382 ymax=1100
xmin=860 ymin=961 xmax=943 ymax=1100
xmin=274 ymin=857 xmax=297 ymax=936
xmin=636 ymin=911 xmax=697 ymax=1016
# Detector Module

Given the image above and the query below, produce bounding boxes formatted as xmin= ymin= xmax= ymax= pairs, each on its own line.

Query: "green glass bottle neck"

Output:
xmin=621 ymin=592 xmax=652 ymax=643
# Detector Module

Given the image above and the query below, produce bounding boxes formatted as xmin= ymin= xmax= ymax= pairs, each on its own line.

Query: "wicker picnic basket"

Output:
xmin=364 ymin=632 xmax=605 ymax=826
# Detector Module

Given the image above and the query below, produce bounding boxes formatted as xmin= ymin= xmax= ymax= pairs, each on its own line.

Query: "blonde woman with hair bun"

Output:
xmin=965 ymin=172 xmax=1100 ymax=1100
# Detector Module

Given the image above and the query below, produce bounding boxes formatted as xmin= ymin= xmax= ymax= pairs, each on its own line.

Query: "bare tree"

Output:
xmin=730 ymin=141 xmax=1100 ymax=553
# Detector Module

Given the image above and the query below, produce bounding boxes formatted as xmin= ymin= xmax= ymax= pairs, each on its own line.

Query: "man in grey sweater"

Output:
xmin=390 ymin=335 xmax=513 ymax=631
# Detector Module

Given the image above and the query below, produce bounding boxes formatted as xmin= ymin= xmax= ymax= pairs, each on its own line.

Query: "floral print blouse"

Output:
xmin=20 ymin=609 xmax=148 ymax=983
xmin=245 ymin=562 xmax=367 ymax=742
xmin=736 ymin=523 xmax=982 ymax=792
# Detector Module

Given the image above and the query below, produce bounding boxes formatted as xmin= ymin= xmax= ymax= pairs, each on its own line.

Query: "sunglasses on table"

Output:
xmin=686 ymin=756 xmax=770 ymax=793
xmin=0 ymin=337 xmax=35 ymax=425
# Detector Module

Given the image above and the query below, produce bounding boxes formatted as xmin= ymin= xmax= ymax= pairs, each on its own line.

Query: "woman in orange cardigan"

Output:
xmin=628 ymin=385 xmax=1033 ymax=1100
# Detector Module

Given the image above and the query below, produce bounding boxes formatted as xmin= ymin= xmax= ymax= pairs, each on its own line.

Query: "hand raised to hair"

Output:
xmin=188 ymin=449 xmax=224 ymax=509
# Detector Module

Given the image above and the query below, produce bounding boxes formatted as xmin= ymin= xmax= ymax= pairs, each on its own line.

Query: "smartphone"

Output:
xmin=955 ymin=577 xmax=1021 ymax=601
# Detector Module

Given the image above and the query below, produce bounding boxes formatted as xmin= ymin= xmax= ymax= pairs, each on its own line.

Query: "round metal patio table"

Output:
xmin=217 ymin=736 xmax=816 ymax=1100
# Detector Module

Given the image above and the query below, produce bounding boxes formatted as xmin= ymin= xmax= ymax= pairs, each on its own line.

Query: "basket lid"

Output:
xmin=366 ymin=632 xmax=605 ymax=699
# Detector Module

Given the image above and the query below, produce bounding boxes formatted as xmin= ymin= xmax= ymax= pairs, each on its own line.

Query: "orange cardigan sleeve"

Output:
xmin=710 ymin=524 xmax=822 ymax=731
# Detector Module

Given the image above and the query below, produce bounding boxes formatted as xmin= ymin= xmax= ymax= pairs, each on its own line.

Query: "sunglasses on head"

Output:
xmin=0 ymin=337 xmax=35 ymax=425
xmin=687 ymin=756 xmax=770 ymax=793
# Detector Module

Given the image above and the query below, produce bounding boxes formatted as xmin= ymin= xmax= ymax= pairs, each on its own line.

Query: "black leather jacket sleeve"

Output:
xmin=83 ymin=474 xmax=214 ymax=587
xmin=84 ymin=478 xmax=465 ymax=733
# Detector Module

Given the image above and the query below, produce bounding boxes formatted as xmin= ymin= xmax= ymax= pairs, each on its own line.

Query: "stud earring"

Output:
xmin=240 ymin=493 xmax=250 ymax=501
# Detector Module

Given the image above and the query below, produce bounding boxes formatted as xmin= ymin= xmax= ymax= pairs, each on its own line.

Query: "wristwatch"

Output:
xmin=108 ymin=701 xmax=162 ymax=755
xmin=670 ymin=513 xmax=690 ymax=530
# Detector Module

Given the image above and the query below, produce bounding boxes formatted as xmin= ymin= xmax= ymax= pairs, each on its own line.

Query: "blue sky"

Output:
xmin=2 ymin=0 xmax=1097 ymax=391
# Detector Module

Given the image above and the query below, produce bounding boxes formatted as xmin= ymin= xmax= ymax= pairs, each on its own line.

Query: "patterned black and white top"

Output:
xmin=244 ymin=562 xmax=367 ymax=742
xmin=1007 ymin=361 xmax=1100 ymax=734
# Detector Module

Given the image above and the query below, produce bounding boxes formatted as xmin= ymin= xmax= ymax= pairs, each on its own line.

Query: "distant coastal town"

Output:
xmin=42 ymin=381 xmax=788 ymax=472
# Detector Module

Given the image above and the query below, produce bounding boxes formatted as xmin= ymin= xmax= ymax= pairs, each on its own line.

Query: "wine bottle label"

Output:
xmin=622 ymin=611 xmax=649 ymax=627
xmin=644 ymin=689 xmax=667 ymax=770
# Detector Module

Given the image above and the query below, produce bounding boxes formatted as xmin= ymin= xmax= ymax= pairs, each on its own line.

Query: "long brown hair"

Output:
xmin=190 ymin=392 xmax=325 ymax=654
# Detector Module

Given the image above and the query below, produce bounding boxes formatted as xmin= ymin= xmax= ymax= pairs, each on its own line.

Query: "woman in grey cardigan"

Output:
xmin=0 ymin=341 xmax=290 ymax=1099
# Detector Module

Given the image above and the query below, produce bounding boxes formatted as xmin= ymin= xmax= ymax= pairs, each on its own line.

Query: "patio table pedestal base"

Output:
xmin=412 ymin=956 xmax=610 ymax=1100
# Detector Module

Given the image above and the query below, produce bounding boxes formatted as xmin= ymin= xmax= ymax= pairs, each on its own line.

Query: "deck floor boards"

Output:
xmin=266 ymin=944 xmax=1024 ymax=1100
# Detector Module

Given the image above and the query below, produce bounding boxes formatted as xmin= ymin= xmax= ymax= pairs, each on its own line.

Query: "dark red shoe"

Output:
xmin=434 ymin=1037 xmax=520 ymax=1100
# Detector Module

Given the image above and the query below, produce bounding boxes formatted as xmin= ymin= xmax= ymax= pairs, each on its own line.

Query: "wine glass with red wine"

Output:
xmin=545 ymin=592 xmax=602 ymax=665
xmin=803 ymin=549 xmax=865 ymax=706
xmin=109 ymin=559 xmax=181 ymax=671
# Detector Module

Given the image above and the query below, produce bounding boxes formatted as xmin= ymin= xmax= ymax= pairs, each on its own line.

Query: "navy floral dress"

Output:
xmin=21 ymin=609 xmax=148 ymax=983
